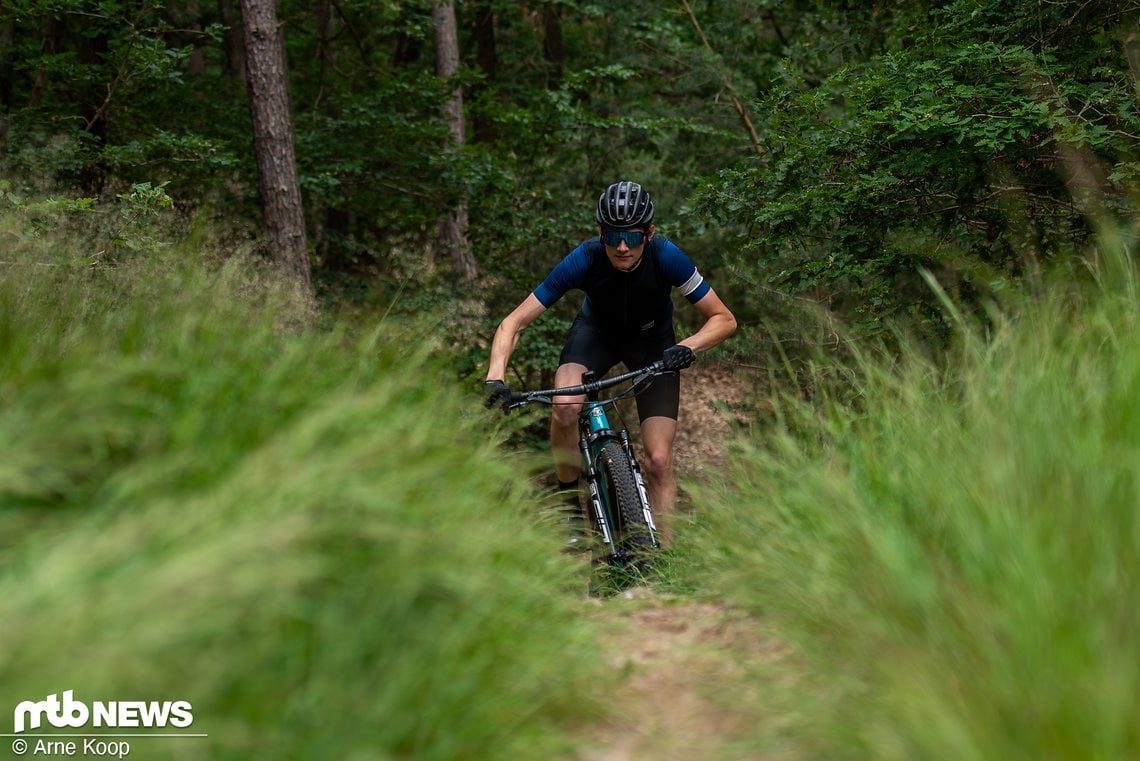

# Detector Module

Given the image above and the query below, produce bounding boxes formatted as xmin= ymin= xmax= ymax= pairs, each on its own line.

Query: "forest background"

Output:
xmin=5 ymin=0 xmax=1137 ymax=377
xmin=2 ymin=2 xmax=1140 ymax=760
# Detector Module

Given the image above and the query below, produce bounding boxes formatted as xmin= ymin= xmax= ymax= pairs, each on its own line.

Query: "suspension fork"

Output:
xmin=577 ymin=370 xmax=616 ymax=548
xmin=618 ymin=429 xmax=660 ymax=546
xmin=579 ymin=430 xmax=615 ymax=547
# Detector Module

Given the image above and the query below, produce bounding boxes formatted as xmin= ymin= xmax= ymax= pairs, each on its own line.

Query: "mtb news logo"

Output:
xmin=14 ymin=691 xmax=193 ymax=734
xmin=7 ymin=691 xmax=201 ymax=758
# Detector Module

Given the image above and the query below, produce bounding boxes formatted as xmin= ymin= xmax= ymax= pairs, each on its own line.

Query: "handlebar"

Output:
xmin=507 ymin=361 xmax=670 ymax=410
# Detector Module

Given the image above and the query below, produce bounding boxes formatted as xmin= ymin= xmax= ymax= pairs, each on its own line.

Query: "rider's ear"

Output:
xmin=647 ymin=224 xmax=656 ymax=241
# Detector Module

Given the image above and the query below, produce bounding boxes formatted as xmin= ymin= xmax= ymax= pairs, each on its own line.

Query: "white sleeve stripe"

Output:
xmin=679 ymin=269 xmax=705 ymax=297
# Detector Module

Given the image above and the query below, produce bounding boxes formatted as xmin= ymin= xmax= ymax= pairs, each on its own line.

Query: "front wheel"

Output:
xmin=594 ymin=441 xmax=654 ymax=567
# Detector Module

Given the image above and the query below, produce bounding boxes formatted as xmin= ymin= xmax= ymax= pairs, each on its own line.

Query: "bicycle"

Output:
xmin=506 ymin=361 xmax=675 ymax=574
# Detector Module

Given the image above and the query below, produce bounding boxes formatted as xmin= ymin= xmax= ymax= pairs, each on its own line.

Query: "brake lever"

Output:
xmin=506 ymin=393 xmax=551 ymax=411
xmin=632 ymin=367 xmax=659 ymax=387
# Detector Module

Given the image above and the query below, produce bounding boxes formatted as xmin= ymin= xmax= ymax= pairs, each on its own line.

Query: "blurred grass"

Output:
xmin=14 ymin=193 xmax=1140 ymax=761
xmin=681 ymin=226 xmax=1140 ymax=760
xmin=0 ymin=216 xmax=604 ymax=760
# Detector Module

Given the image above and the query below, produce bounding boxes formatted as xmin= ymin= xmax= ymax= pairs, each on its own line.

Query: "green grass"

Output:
xmin=0 ymin=222 xmax=604 ymax=760
xmin=10 ymin=205 xmax=1140 ymax=761
xmin=681 ymin=238 xmax=1140 ymax=760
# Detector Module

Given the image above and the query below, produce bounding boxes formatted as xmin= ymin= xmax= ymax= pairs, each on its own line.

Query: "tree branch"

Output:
xmin=680 ymin=0 xmax=764 ymax=154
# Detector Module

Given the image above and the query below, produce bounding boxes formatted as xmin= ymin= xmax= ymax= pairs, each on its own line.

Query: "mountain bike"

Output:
xmin=506 ymin=361 xmax=673 ymax=573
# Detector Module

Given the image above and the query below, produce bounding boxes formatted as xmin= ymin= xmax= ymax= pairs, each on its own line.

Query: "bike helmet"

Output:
xmin=596 ymin=180 xmax=654 ymax=229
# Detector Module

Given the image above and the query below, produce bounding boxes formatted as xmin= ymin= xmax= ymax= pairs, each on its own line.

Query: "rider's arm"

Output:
xmin=654 ymin=239 xmax=737 ymax=353
xmin=678 ymin=288 xmax=737 ymax=354
xmin=486 ymin=293 xmax=547 ymax=382
xmin=534 ymin=242 xmax=591 ymax=307
xmin=487 ymin=243 xmax=590 ymax=382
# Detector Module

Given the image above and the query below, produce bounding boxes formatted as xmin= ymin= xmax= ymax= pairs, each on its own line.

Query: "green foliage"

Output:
xmin=108 ymin=180 xmax=174 ymax=252
xmin=701 ymin=0 xmax=1140 ymax=344
xmin=100 ymin=130 xmax=241 ymax=175
xmin=0 ymin=2 xmax=742 ymax=350
xmin=0 ymin=221 xmax=605 ymax=760
xmin=4 ymin=0 xmax=1140 ymax=363
xmin=2 ymin=179 xmax=176 ymax=259
xmin=681 ymin=224 xmax=1140 ymax=760
xmin=1 ymin=184 xmax=96 ymax=235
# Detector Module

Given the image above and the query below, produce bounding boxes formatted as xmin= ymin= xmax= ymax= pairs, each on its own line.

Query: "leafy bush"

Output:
xmin=701 ymin=0 xmax=1140 ymax=346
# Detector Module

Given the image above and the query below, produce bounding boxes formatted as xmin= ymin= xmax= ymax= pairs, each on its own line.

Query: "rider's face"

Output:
xmin=600 ymin=225 xmax=654 ymax=272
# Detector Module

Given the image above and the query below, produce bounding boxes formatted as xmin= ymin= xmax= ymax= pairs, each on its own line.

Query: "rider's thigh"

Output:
xmin=551 ymin=362 xmax=588 ymax=427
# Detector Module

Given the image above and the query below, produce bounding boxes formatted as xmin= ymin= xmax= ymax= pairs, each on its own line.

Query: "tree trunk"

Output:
xmin=167 ymin=0 xmax=206 ymax=75
xmin=218 ymin=0 xmax=246 ymax=85
xmin=76 ymin=22 xmax=109 ymax=193
xmin=432 ymin=0 xmax=477 ymax=279
xmin=542 ymin=3 xmax=563 ymax=90
xmin=1126 ymin=29 xmax=1140 ymax=102
xmin=471 ymin=1 xmax=497 ymax=143
xmin=0 ymin=19 xmax=13 ymax=152
xmin=313 ymin=0 xmax=334 ymax=103
xmin=680 ymin=0 xmax=765 ymax=155
xmin=239 ymin=0 xmax=312 ymax=291
xmin=474 ymin=3 xmax=496 ymax=83
xmin=30 ymin=16 xmax=56 ymax=107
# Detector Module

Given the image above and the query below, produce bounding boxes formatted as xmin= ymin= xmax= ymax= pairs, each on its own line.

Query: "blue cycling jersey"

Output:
xmin=533 ymin=236 xmax=711 ymax=336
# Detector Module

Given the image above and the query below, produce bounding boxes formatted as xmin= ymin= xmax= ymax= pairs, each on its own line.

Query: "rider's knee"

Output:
xmin=551 ymin=400 xmax=582 ymax=428
xmin=643 ymin=448 xmax=674 ymax=482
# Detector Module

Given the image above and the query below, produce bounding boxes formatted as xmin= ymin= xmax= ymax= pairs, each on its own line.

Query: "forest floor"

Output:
xmin=565 ymin=363 xmax=797 ymax=761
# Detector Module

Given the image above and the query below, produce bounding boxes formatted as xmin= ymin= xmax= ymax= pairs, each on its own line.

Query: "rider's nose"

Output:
xmin=617 ymin=240 xmax=629 ymax=252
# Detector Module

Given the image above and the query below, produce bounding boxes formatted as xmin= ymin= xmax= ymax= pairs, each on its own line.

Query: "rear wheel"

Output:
xmin=595 ymin=441 xmax=654 ymax=566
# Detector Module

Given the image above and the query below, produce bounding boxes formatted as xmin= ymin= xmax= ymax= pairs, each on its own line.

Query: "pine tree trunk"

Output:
xmin=432 ymin=0 xmax=477 ymax=279
xmin=239 ymin=0 xmax=312 ymax=292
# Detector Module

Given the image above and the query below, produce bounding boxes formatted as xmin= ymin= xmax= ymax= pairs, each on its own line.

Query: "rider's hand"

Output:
xmin=484 ymin=379 xmax=511 ymax=411
xmin=661 ymin=345 xmax=695 ymax=371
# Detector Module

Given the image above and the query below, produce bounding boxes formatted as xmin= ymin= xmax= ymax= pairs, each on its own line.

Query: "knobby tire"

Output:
xmin=596 ymin=441 xmax=653 ymax=564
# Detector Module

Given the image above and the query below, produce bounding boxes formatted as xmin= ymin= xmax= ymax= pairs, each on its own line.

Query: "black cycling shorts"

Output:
xmin=558 ymin=314 xmax=680 ymax=421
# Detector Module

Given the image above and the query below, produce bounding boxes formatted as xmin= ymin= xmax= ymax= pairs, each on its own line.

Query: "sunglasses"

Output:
xmin=601 ymin=229 xmax=646 ymax=248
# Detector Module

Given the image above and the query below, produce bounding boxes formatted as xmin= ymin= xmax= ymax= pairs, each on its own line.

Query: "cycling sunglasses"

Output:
xmin=601 ymin=229 xmax=646 ymax=248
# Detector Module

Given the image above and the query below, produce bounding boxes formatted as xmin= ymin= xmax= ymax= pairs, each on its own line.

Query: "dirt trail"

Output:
xmin=569 ymin=364 xmax=791 ymax=761
xmin=573 ymin=592 xmax=792 ymax=761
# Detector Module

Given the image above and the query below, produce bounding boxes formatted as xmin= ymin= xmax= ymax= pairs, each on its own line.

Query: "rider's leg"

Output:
xmin=550 ymin=362 xmax=588 ymax=483
xmin=549 ymin=362 xmax=590 ymax=549
xmin=640 ymin=415 xmax=678 ymax=546
xmin=553 ymin=317 xmax=619 ymax=548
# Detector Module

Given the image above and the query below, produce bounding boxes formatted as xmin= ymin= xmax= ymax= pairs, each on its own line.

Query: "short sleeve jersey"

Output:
xmin=532 ymin=236 xmax=710 ymax=336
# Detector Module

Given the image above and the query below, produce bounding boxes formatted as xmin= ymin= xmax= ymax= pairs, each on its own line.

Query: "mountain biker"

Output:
xmin=483 ymin=180 xmax=737 ymax=545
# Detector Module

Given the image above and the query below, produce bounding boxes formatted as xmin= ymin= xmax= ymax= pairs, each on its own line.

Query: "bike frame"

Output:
xmin=576 ymin=374 xmax=659 ymax=552
xmin=508 ymin=362 xmax=668 ymax=557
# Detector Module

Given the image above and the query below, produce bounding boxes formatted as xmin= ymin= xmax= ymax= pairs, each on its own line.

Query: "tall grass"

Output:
xmin=687 ymin=232 xmax=1140 ymax=760
xmin=0 ymin=221 xmax=601 ymax=760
